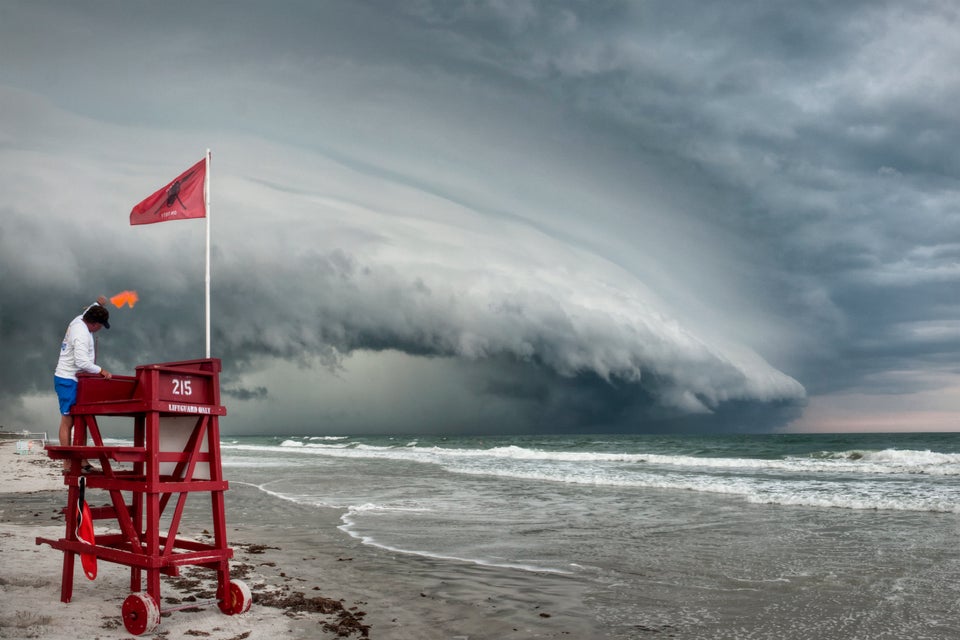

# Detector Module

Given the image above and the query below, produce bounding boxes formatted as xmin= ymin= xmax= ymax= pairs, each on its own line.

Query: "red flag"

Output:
xmin=129 ymin=158 xmax=206 ymax=225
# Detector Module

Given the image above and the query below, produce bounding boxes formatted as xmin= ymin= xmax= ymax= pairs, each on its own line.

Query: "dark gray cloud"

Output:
xmin=1 ymin=0 xmax=957 ymax=434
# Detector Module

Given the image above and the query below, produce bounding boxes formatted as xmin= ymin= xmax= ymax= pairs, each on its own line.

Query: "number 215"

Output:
xmin=172 ymin=378 xmax=193 ymax=395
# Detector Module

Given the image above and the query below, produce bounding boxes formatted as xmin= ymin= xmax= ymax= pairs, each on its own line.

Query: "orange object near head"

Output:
xmin=110 ymin=291 xmax=139 ymax=308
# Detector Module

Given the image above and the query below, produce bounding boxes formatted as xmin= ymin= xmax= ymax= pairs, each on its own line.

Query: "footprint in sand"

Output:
xmin=0 ymin=576 xmax=52 ymax=588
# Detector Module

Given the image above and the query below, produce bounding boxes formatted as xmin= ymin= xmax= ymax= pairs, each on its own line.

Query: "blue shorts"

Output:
xmin=54 ymin=376 xmax=78 ymax=416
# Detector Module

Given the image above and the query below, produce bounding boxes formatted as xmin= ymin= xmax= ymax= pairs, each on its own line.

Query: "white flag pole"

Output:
xmin=205 ymin=148 xmax=212 ymax=358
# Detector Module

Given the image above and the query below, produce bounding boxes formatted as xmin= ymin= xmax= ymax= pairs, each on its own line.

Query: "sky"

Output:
xmin=1 ymin=0 xmax=957 ymax=436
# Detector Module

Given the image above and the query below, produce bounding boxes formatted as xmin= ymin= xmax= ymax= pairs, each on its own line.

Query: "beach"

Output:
xmin=4 ymin=431 xmax=960 ymax=639
xmin=0 ymin=439 xmax=598 ymax=639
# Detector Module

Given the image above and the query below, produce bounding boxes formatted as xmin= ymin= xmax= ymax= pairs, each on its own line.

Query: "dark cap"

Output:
xmin=83 ymin=305 xmax=110 ymax=329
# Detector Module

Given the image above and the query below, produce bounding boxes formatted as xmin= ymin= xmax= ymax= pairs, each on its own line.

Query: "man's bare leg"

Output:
xmin=58 ymin=415 xmax=89 ymax=473
xmin=58 ymin=413 xmax=74 ymax=473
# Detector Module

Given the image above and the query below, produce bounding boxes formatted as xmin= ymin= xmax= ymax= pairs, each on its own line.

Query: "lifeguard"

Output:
xmin=54 ymin=297 xmax=113 ymax=473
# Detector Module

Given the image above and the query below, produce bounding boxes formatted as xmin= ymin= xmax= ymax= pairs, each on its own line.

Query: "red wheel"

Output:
xmin=224 ymin=579 xmax=252 ymax=615
xmin=122 ymin=593 xmax=160 ymax=635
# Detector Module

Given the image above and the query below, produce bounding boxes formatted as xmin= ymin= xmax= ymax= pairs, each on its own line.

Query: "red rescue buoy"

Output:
xmin=76 ymin=476 xmax=97 ymax=580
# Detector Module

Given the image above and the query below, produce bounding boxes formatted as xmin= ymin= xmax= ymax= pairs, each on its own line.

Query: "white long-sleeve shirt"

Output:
xmin=54 ymin=308 xmax=102 ymax=380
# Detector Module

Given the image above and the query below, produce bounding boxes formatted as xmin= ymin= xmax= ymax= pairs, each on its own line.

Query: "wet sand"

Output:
xmin=0 ymin=440 xmax=601 ymax=639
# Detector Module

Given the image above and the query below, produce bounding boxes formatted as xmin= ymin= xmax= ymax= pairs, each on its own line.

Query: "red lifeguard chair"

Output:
xmin=37 ymin=358 xmax=252 ymax=635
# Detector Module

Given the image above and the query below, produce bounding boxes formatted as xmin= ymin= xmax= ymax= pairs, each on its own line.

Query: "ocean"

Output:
xmin=217 ymin=432 xmax=960 ymax=639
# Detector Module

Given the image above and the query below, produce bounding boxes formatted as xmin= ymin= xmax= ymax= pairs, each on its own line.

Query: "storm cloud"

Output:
xmin=1 ymin=1 xmax=957 ymax=434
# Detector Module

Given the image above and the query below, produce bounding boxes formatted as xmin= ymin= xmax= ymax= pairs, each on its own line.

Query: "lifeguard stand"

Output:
xmin=37 ymin=358 xmax=251 ymax=635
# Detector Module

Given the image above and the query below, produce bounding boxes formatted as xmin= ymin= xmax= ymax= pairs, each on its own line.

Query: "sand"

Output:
xmin=0 ymin=439 xmax=602 ymax=639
